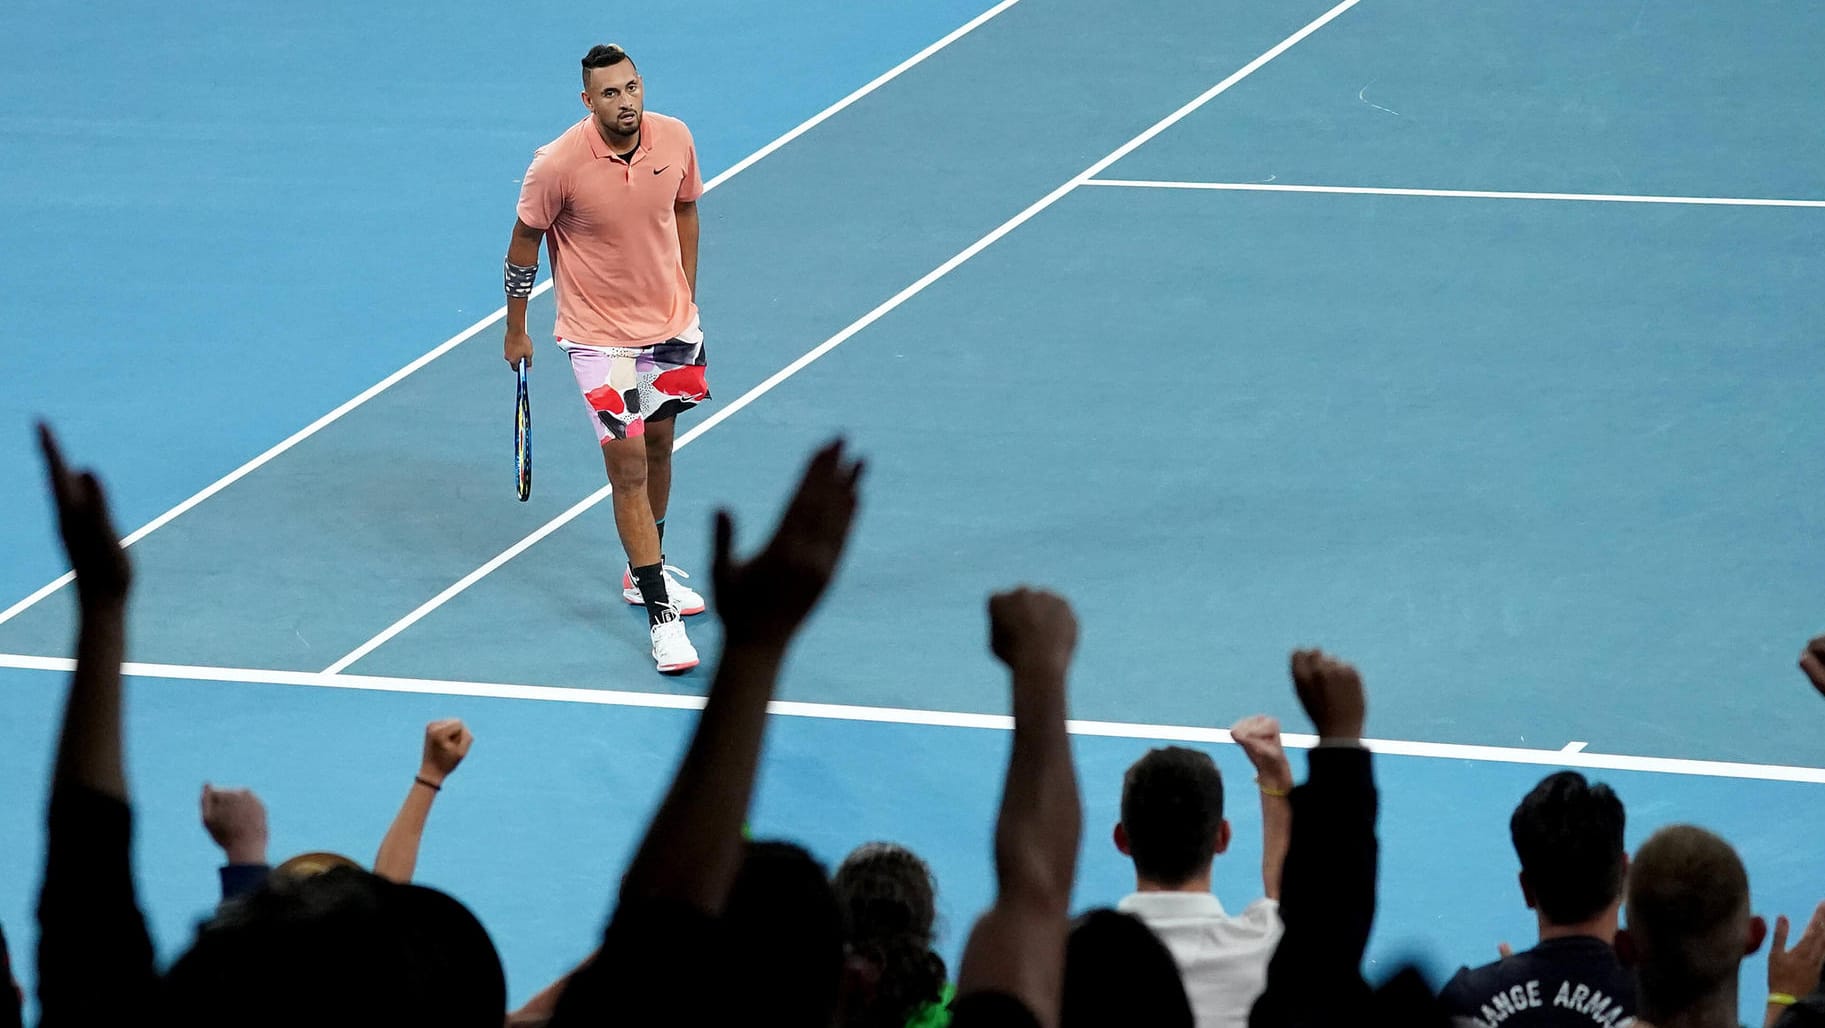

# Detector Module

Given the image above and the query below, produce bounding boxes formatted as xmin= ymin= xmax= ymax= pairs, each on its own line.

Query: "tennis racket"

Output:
xmin=514 ymin=360 xmax=532 ymax=501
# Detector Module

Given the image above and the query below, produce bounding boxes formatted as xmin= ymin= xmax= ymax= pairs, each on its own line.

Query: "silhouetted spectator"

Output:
xmin=544 ymin=441 xmax=865 ymax=1027
xmin=948 ymin=588 xmax=1082 ymax=1028
xmin=834 ymin=842 xmax=952 ymax=1028
xmin=31 ymin=424 xmax=506 ymax=1028
xmin=1063 ymin=908 xmax=1193 ymax=1028
xmin=1246 ymin=649 xmax=1450 ymax=1028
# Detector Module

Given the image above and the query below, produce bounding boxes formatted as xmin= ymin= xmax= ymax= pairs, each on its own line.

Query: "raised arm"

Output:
xmin=373 ymin=719 xmax=473 ymax=882
xmin=617 ymin=440 xmax=863 ymax=911
xmin=42 ymin=425 xmax=132 ymax=798
xmin=1230 ymin=715 xmax=1294 ymax=901
xmin=34 ymin=423 xmax=157 ymax=1025
xmin=1765 ymin=900 xmax=1825 ymax=1028
xmin=200 ymin=784 xmax=271 ymax=901
xmin=953 ymin=589 xmax=1083 ymax=1028
xmin=1248 ymin=649 xmax=1377 ymax=1028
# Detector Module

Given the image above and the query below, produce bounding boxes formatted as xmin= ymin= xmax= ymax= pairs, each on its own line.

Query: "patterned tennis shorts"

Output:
xmin=562 ymin=318 xmax=710 ymax=443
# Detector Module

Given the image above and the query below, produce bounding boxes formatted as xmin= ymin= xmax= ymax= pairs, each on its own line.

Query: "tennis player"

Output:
xmin=503 ymin=44 xmax=707 ymax=674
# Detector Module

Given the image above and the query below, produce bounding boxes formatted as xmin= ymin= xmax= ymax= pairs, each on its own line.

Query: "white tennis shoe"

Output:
xmin=623 ymin=563 xmax=706 ymax=616
xmin=649 ymin=604 xmax=699 ymax=674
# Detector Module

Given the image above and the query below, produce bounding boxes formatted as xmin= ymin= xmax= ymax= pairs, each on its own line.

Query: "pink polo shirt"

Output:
xmin=517 ymin=112 xmax=703 ymax=348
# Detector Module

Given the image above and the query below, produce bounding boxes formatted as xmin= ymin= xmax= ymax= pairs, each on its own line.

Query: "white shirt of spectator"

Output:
xmin=1117 ymin=891 xmax=1282 ymax=1028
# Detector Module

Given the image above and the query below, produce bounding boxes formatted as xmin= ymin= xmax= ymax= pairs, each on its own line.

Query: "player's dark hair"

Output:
xmin=833 ymin=843 xmax=948 ymax=1028
xmin=162 ymin=866 xmax=505 ymax=1027
xmin=723 ymin=841 xmax=846 ymax=1028
xmin=1510 ymin=771 xmax=1627 ymax=925
xmin=1063 ymin=909 xmax=1194 ymax=1028
xmin=581 ymin=44 xmax=635 ymax=85
xmin=1120 ymin=746 xmax=1225 ymax=886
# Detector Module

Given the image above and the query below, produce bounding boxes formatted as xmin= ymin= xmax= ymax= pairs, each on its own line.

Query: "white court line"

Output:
xmin=1083 ymin=178 xmax=1825 ymax=209
xmin=0 ymin=0 xmax=1028 ymax=633
xmin=2 ymin=650 xmax=1820 ymax=784
xmin=323 ymin=0 xmax=1367 ymax=676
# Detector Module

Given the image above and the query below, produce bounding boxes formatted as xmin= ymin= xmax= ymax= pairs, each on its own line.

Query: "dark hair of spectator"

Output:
xmin=161 ymin=866 xmax=505 ymax=1027
xmin=833 ymin=842 xmax=948 ymax=1028
xmin=1120 ymin=746 xmax=1226 ymax=886
xmin=1062 ymin=909 xmax=1193 ymax=1028
xmin=1509 ymin=771 xmax=1627 ymax=924
xmin=724 ymin=841 xmax=848 ymax=1027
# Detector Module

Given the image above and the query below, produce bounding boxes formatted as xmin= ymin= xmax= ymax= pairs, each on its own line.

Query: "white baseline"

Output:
xmin=0 ymin=651 xmax=1819 ymax=785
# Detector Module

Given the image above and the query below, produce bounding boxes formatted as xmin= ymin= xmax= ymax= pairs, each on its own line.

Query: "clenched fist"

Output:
xmin=420 ymin=719 xmax=474 ymax=785
xmin=1230 ymin=715 xmax=1294 ymax=793
xmin=1290 ymin=649 xmax=1365 ymax=741
xmin=988 ymin=588 xmax=1078 ymax=679
xmin=201 ymin=784 xmax=269 ymax=865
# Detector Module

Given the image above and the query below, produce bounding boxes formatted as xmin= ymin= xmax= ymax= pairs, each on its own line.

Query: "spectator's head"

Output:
xmin=162 ymin=865 xmax=505 ymax=1027
xmin=832 ymin=842 xmax=947 ymax=1028
xmin=1618 ymin=825 xmax=1765 ymax=1025
xmin=723 ymin=840 xmax=846 ymax=1027
xmin=273 ymin=851 xmax=362 ymax=879
xmin=1062 ymin=909 xmax=1194 ymax=1028
xmin=1 ymin=921 xmax=21 ymax=1028
xmin=1115 ymin=746 xmax=1229 ymax=889
xmin=1509 ymin=771 xmax=1627 ymax=928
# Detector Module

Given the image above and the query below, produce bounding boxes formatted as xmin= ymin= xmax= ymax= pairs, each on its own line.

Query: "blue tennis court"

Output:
xmin=4 ymin=0 xmax=1824 ymax=1020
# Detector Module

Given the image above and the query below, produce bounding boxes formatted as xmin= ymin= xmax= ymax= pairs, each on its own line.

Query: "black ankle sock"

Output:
xmin=631 ymin=562 xmax=672 ymax=626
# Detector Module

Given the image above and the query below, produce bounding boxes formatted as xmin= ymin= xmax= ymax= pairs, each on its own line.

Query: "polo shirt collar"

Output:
xmin=1116 ymin=891 xmax=1230 ymax=920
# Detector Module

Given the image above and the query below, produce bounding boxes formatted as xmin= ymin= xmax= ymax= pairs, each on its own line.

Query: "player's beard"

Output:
xmin=599 ymin=109 xmax=641 ymax=143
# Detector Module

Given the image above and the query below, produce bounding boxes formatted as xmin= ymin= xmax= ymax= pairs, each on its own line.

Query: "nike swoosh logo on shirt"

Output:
xmin=653 ymin=166 xmax=670 ymax=175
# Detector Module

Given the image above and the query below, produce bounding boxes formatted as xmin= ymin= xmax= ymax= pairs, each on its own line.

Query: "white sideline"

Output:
xmin=2 ymin=650 xmax=1820 ymax=784
xmin=1083 ymin=178 xmax=1825 ymax=209
xmin=0 ymin=0 xmax=1029 ymax=632
xmin=322 ymin=0 xmax=1368 ymax=675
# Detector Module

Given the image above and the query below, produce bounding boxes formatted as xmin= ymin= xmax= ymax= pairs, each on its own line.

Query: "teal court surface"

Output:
xmin=3 ymin=0 xmax=1823 ymax=1020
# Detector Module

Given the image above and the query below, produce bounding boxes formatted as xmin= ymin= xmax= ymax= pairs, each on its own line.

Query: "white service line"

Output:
xmin=1083 ymin=178 xmax=1825 ymax=209
xmin=3 ymin=650 xmax=1821 ymax=784
xmin=0 ymin=0 xmax=1029 ymax=633
xmin=323 ymin=0 xmax=1367 ymax=676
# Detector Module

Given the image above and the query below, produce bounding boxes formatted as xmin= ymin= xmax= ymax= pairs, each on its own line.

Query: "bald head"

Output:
xmin=1624 ymin=825 xmax=1764 ymax=1019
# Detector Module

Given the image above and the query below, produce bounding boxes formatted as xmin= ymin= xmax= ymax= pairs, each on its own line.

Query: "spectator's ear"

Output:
xmin=1213 ymin=819 xmax=1233 ymax=856
xmin=1614 ymin=928 xmax=1639 ymax=967
xmin=1113 ymin=822 xmax=1131 ymax=856
xmin=1518 ymin=871 xmax=1536 ymax=910
xmin=1747 ymin=915 xmax=1769 ymax=957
